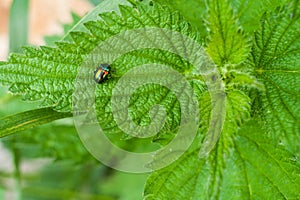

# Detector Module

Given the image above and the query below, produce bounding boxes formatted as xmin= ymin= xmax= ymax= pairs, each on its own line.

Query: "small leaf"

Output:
xmin=206 ymin=0 xmax=250 ymax=66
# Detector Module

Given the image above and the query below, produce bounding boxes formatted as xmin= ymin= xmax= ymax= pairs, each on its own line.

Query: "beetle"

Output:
xmin=93 ymin=63 xmax=111 ymax=84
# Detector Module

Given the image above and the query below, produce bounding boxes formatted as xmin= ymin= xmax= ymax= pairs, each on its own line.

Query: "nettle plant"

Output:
xmin=0 ymin=0 xmax=300 ymax=199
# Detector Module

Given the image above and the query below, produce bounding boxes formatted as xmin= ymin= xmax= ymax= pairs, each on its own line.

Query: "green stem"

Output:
xmin=9 ymin=0 xmax=29 ymax=53
xmin=0 ymin=108 xmax=72 ymax=138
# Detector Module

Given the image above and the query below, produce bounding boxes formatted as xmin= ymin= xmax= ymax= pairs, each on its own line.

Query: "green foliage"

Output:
xmin=0 ymin=108 xmax=72 ymax=138
xmin=2 ymin=123 xmax=90 ymax=162
xmin=206 ymin=0 xmax=250 ymax=66
xmin=144 ymin=120 xmax=300 ymax=199
xmin=0 ymin=1 xmax=196 ymax=112
xmin=230 ymin=0 xmax=285 ymax=33
xmin=251 ymin=1 xmax=300 ymax=156
xmin=21 ymin=161 xmax=116 ymax=200
xmin=0 ymin=0 xmax=299 ymax=199
xmin=153 ymin=0 xmax=207 ymax=36
xmin=144 ymin=1 xmax=300 ymax=199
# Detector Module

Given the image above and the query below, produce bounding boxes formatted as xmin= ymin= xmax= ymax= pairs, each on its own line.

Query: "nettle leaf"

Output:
xmin=0 ymin=0 xmax=203 ymax=155
xmin=94 ymin=49 xmax=194 ymax=140
xmin=1 ymin=0 xmax=299 ymax=199
xmin=216 ymin=90 xmax=251 ymax=135
xmin=223 ymin=90 xmax=251 ymax=133
xmin=0 ymin=2 xmax=197 ymax=113
xmin=206 ymin=0 xmax=250 ymax=66
xmin=198 ymin=89 xmax=251 ymax=156
xmin=144 ymin=1 xmax=300 ymax=198
xmin=144 ymin=120 xmax=300 ymax=199
xmin=153 ymin=0 xmax=207 ymax=36
xmin=251 ymin=1 xmax=300 ymax=155
xmin=60 ymin=0 xmax=133 ymax=42
xmin=230 ymin=0 xmax=285 ymax=33
xmin=196 ymin=0 xmax=253 ymax=156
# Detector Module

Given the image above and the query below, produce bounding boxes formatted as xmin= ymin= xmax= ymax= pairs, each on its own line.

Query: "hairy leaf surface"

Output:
xmin=144 ymin=120 xmax=300 ymax=199
xmin=251 ymin=1 xmax=300 ymax=155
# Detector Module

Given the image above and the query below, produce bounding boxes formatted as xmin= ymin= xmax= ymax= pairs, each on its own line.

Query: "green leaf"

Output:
xmin=0 ymin=2 xmax=197 ymax=113
xmin=230 ymin=0 xmax=285 ymax=33
xmin=153 ymin=0 xmax=207 ymax=36
xmin=0 ymin=108 xmax=72 ymax=138
xmin=251 ymin=1 xmax=300 ymax=155
xmin=60 ymin=0 xmax=131 ymax=42
xmin=198 ymin=89 xmax=251 ymax=156
xmin=206 ymin=0 xmax=250 ymax=66
xmin=144 ymin=88 xmax=252 ymax=197
xmin=94 ymin=49 xmax=194 ymax=140
xmin=144 ymin=120 xmax=300 ymax=199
